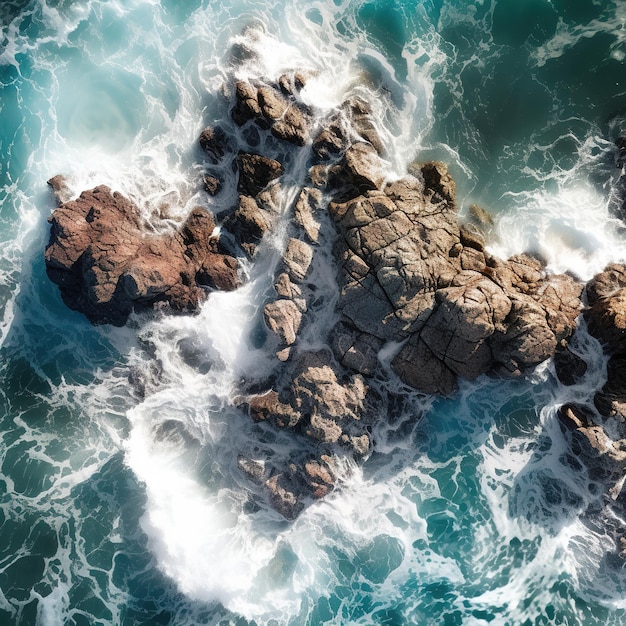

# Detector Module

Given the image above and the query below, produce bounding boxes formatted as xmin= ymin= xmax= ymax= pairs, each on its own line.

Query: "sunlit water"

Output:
xmin=2 ymin=1 xmax=626 ymax=624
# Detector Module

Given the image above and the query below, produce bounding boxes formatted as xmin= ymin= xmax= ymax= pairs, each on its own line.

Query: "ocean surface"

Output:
xmin=2 ymin=0 xmax=626 ymax=624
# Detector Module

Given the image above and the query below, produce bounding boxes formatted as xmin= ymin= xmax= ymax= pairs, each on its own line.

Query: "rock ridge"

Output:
xmin=44 ymin=68 xmax=626 ymax=521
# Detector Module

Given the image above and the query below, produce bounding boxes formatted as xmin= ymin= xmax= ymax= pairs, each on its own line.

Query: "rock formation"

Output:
xmin=45 ymin=177 xmax=240 ymax=326
xmin=46 ymin=69 xmax=623 ymax=521
xmin=548 ymin=263 xmax=626 ymax=555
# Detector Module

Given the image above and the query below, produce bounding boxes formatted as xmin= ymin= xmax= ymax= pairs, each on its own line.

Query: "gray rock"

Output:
xmin=223 ymin=195 xmax=278 ymax=258
xmin=283 ymin=238 xmax=313 ymax=282
xmin=265 ymin=473 xmax=304 ymax=520
xmin=231 ymin=80 xmax=263 ymax=126
xmin=264 ymin=299 xmax=303 ymax=346
xmin=203 ymin=175 xmax=221 ymax=196
xmin=294 ymin=187 xmax=323 ymax=244
xmin=271 ymin=104 xmax=310 ymax=146
xmin=199 ymin=126 xmax=230 ymax=164
xmin=237 ymin=456 xmax=267 ymax=485
xmin=332 ymin=323 xmax=382 ymax=375
xmin=344 ymin=143 xmax=386 ymax=191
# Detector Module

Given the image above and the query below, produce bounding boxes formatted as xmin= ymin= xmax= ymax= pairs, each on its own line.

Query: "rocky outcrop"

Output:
xmin=231 ymin=75 xmax=312 ymax=146
xmin=585 ymin=264 xmax=626 ymax=418
xmin=320 ymin=158 xmax=582 ymax=395
xmin=554 ymin=264 xmax=626 ymax=555
xmin=46 ymin=67 xmax=604 ymax=520
xmin=245 ymin=351 xmax=371 ymax=450
xmin=45 ymin=181 xmax=240 ymax=325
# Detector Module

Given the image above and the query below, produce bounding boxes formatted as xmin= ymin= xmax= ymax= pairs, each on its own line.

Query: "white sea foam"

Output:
xmin=4 ymin=0 xmax=626 ymax=624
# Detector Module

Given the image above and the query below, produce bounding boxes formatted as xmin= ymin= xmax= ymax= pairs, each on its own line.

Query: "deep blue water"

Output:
xmin=2 ymin=1 xmax=626 ymax=624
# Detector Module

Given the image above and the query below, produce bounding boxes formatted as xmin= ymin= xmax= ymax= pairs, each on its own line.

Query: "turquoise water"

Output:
xmin=2 ymin=1 xmax=626 ymax=624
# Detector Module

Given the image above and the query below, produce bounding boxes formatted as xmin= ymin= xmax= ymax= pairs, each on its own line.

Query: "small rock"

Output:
xmin=247 ymin=390 xmax=300 ymax=428
xmin=264 ymin=299 xmax=303 ymax=346
xmin=203 ymin=175 xmax=221 ymax=196
xmin=237 ymin=152 xmax=284 ymax=197
xmin=283 ymin=238 xmax=313 ymax=282
xmin=232 ymin=80 xmax=262 ymax=126
xmin=468 ymin=203 xmax=494 ymax=226
xmin=237 ymin=456 xmax=266 ymax=484
xmin=199 ymin=126 xmax=230 ymax=164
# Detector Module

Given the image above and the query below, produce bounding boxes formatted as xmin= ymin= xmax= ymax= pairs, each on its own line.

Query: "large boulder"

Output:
xmin=323 ymin=164 xmax=583 ymax=394
xmin=237 ymin=152 xmax=284 ymax=197
xmin=45 ymin=182 xmax=240 ymax=325
xmin=222 ymin=194 xmax=279 ymax=258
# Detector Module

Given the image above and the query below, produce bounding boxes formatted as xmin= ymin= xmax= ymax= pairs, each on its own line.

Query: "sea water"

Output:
xmin=2 ymin=0 xmax=626 ymax=624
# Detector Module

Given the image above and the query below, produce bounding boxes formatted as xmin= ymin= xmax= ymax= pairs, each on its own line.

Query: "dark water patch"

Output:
xmin=536 ymin=32 xmax=626 ymax=123
xmin=357 ymin=2 xmax=408 ymax=82
xmin=0 ymin=0 xmax=35 ymax=28
xmin=492 ymin=0 xmax=558 ymax=47
xmin=551 ymin=0 xmax=605 ymax=24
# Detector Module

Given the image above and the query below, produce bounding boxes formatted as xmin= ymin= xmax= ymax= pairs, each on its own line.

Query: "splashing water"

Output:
xmin=2 ymin=0 xmax=626 ymax=624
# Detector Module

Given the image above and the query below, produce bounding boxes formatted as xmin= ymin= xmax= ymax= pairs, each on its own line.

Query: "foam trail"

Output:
xmin=4 ymin=0 xmax=626 ymax=624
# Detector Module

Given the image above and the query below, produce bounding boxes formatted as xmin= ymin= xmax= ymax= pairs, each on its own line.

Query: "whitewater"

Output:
xmin=2 ymin=0 xmax=626 ymax=624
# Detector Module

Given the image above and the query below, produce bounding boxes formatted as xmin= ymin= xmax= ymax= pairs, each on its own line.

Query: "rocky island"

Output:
xmin=45 ymin=70 xmax=626 ymax=536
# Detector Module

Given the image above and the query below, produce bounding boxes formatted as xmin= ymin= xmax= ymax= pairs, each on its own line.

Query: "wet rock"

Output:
xmin=459 ymin=223 xmax=486 ymax=251
xmin=271 ymin=104 xmax=310 ymax=146
xmin=343 ymin=142 xmax=386 ymax=191
xmin=231 ymin=78 xmax=311 ymax=146
xmin=247 ymin=390 xmax=301 ymax=429
xmin=392 ymin=335 xmax=458 ymax=396
xmin=294 ymin=187 xmax=322 ymax=244
xmin=231 ymin=80 xmax=263 ymax=126
xmin=223 ymin=195 xmax=278 ymax=257
xmin=199 ymin=126 xmax=230 ymax=164
xmin=264 ymin=299 xmax=303 ymax=347
xmin=237 ymin=152 xmax=284 ymax=197
xmin=313 ymin=123 xmax=347 ymax=161
xmin=553 ymin=346 xmax=588 ymax=386
xmin=303 ymin=457 xmax=336 ymax=498
xmin=345 ymin=97 xmax=385 ymax=155
xmin=282 ymin=238 xmax=313 ymax=282
xmin=274 ymin=271 xmax=303 ymax=301
xmin=557 ymin=403 xmax=626 ymax=477
xmin=331 ymin=323 xmax=382 ymax=376
xmin=586 ymin=263 xmax=626 ymax=306
xmin=278 ymin=71 xmax=307 ymax=95
xmin=243 ymin=351 xmax=371 ymax=455
xmin=416 ymin=160 xmax=457 ymax=207
xmin=594 ymin=355 xmax=626 ymax=418
xmin=237 ymin=456 xmax=267 ymax=485
xmin=47 ymin=175 xmax=73 ymax=203
xmin=203 ymin=175 xmax=221 ymax=196
xmin=586 ymin=286 xmax=626 ymax=354
xmin=291 ymin=351 xmax=368 ymax=444
xmin=468 ymin=203 xmax=494 ymax=226
xmin=308 ymin=163 xmax=344 ymax=191
xmin=265 ymin=473 xmax=304 ymax=520
xmin=257 ymin=85 xmax=289 ymax=121
xmin=45 ymin=185 xmax=240 ymax=325
xmin=328 ymin=167 xmax=582 ymax=393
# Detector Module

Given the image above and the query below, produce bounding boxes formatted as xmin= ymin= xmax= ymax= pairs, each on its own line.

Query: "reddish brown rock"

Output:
xmin=45 ymin=183 xmax=240 ymax=326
